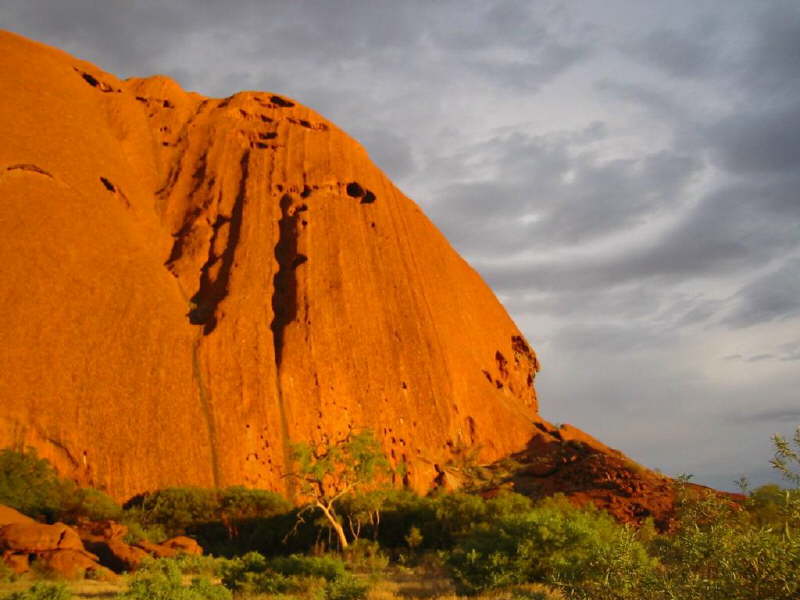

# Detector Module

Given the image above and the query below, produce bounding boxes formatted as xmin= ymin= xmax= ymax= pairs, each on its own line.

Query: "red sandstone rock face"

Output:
xmin=0 ymin=30 xmax=540 ymax=500
xmin=0 ymin=32 xmax=692 ymax=522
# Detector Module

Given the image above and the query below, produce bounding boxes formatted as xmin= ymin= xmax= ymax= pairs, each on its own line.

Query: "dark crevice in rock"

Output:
xmin=188 ymin=150 xmax=250 ymax=334
xmin=99 ymin=177 xmax=116 ymax=192
xmin=73 ymin=67 xmax=115 ymax=92
xmin=360 ymin=190 xmax=376 ymax=204
xmin=270 ymin=193 xmax=306 ymax=367
xmin=5 ymin=164 xmax=52 ymax=177
xmin=270 ymin=95 xmax=295 ymax=108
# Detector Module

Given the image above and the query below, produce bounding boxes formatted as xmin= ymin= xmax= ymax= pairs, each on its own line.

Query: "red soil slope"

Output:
xmin=0 ymin=31 xmax=681 ymax=525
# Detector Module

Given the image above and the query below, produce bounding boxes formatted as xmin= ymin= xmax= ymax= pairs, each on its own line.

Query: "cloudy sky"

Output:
xmin=4 ymin=0 xmax=799 ymax=490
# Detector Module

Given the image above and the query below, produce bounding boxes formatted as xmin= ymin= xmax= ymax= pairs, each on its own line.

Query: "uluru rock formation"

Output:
xmin=0 ymin=30 xmax=679 ymax=524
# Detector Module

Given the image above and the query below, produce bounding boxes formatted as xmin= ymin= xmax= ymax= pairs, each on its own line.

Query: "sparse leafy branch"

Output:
xmin=771 ymin=426 xmax=800 ymax=487
xmin=284 ymin=429 xmax=392 ymax=550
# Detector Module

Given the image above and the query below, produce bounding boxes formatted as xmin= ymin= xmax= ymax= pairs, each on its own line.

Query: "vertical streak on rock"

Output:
xmin=188 ymin=151 xmax=251 ymax=334
xmin=187 ymin=150 xmax=251 ymax=488
xmin=270 ymin=193 xmax=303 ymax=499
xmin=192 ymin=335 xmax=221 ymax=488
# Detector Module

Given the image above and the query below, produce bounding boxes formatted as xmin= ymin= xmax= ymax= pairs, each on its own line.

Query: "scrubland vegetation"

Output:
xmin=1 ymin=428 xmax=799 ymax=600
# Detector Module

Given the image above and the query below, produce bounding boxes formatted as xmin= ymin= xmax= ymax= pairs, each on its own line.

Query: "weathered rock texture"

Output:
xmin=0 ymin=518 xmax=112 ymax=578
xmin=0 ymin=31 xmax=684 ymax=525
xmin=0 ymin=30 xmax=541 ymax=500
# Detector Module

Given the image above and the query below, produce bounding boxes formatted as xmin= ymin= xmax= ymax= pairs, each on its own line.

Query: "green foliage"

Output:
xmin=0 ymin=560 xmax=17 ymax=584
xmin=1 ymin=583 xmax=71 ymax=600
xmin=324 ymin=574 xmax=369 ymax=600
xmin=219 ymin=551 xmax=367 ymax=600
xmin=445 ymin=495 xmax=656 ymax=595
xmin=288 ymin=430 xmax=393 ymax=549
xmin=343 ymin=539 xmax=389 ymax=572
xmin=0 ymin=447 xmax=121 ymax=523
xmin=0 ymin=448 xmax=69 ymax=521
xmin=123 ymin=485 xmax=291 ymax=545
xmin=269 ymin=555 xmax=347 ymax=581
xmin=169 ymin=554 xmax=229 ymax=577
xmin=218 ymin=485 xmax=291 ymax=520
xmin=122 ymin=558 xmax=231 ymax=600
xmin=124 ymin=487 xmax=218 ymax=534
xmin=647 ymin=484 xmax=800 ymax=600
xmin=771 ymin=426 xmax=800 ymax=486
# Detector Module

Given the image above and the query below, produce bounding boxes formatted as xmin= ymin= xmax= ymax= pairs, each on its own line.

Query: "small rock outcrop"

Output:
xmin=0 ymin=507 xmax=205 ymax=577
xmin=0 ymin=517 xmax=109 ymax=578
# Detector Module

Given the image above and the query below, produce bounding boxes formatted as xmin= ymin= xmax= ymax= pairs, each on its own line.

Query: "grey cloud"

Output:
xmin=482 ymin=174 xmax=800 ymax=296
xmin=740 ymin=3 xmax=800 ymax=97
xmin=428 ymin=129 xmax=701 ymax=258
xmin=350 ymin=127 xmax=416 ymax=182
xmin=731 ymin=407 xmax=800 ymax=424
xmin=631 ymin=26 xmax=722 ymax=79
xmin=725 ymin=258 xmax=800 ymax=327
xmin=708 ymin=102 xmax=800 ymax=175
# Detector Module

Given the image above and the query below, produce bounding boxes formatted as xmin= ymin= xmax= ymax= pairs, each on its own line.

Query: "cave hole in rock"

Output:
xmin=259 ymin=132 xmax=278 ymax=140
xmin=346 ymin=182 xmax=365 ymax=197
xmin=99 ymin=177 xmax=116 ymax=192
xmin=270 ymin=95 xmax=295 ymax=108
xmin=360 ymin=190 xmax=376 ymax=204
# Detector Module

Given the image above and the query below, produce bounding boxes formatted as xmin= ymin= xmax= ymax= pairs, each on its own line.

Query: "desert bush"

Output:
xmin=325 ymin=573 xmax=369 ymax=600
xmin=269 ymin=554 xmax=347 ymax=581
xmin=648 ymin=485 xmax=800 ymax=600
xmin=343 ymin=539 xmax=389 ymax=572
xmin=124 ymin=487 xmax=218 ymax=535
xmin=122 ymin=558 xmax=231 ymax=600
xmin=218 ymin=485 xmax=291 ymax=521
xmin=220 ymin=551 xmax=367 ymax=600
xmin=445 ymin=495 xmax=656 ymax=595
xmin=0 ymin=447 xmax=121 ymax=524
xmin=0 ymin=448 xmax=70 ymax=521
xmin=169 ymin=554 xmax=230 ymax=577
xmin=124 ymin=485 xmax=291 ymax=550
xmin=1 ymin=583 xmax=71 ymax=600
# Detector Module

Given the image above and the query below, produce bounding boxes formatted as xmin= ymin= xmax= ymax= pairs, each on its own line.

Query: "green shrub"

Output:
xmin=123 ymin=485 xmax=291 ymax=549
xmin=1 ymin=583 xmax=71 ymax=600
xmin=343 ymin=539 xmax=389 ymax=572
xmin=270 ymin=554 xmax=347 ymax=581
xmin=59 ymin=486 xmax=122 ymax=522
xmin=121 ymin=518 xmax=168 ymax=544
xmin=0 ymin=447 xmax=121 ymax=524
xmin=219 ymin=551 xmax=367 ymax=600
xmin=124 ymin=487 xmax=218 ymax=536
xmin=445 ymin=496 xmax=657 ymax=594
xmin=325 ymin=573 xmax=368 ymax=600
xmin=122 ymin=558 xmax=231 ymax=600
xmin=170 ymin=554 xmax=229 ymax=577
xmin=648 ymin=486 xmax=800 ymax=600
xmin=0 ymin=560 xmax=17 ymax=584
xmin=0 ymin=448 xmax=68 ymax=521
xmin=219 ymin=486 xmax=291 ymax=521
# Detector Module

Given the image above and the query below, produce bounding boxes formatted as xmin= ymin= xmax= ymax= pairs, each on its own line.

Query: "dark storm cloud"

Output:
xmin=480 ymin=173 xmax=800 ymax=297
xmin=630 ymin=25 xmax=723 ymax=80
xmin=739 ymin=2 xmax=800 ymax=97
xmin=725 ymin=258 xmax=800 ymax=328
xmin=708 ymin=103 xmax=800 ymax=175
